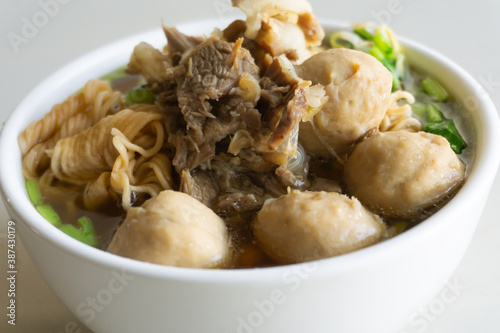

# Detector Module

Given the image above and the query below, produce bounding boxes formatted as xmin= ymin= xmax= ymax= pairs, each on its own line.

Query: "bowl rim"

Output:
xmin=1 ymin=17 xmax=499 ymax=283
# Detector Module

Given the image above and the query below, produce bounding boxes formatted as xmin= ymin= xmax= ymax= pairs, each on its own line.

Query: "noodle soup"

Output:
xmin=19 ymin=0 xmax=471 ymax=269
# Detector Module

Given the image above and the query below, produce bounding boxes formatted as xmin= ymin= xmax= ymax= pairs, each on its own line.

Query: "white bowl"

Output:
xmin=1 ymin=19 xmax=499 ymax=333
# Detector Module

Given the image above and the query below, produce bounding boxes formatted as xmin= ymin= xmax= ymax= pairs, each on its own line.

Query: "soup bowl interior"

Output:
xmin=1 ymin=19 xmax=499 ymax=333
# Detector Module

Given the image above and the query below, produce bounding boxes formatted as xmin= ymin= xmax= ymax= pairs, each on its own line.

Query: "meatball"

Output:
xmin=344 ymin=131 xmax=466 ymax=218
xmin=252 ymin=191 xmax=386 ymax=264
xmin=296 ymin=48 xmax=393 ymax=157
xmin=108 ymin=190 xmax=231 ymax=268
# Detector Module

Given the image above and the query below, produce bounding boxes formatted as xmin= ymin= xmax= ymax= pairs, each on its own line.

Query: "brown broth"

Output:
xmin=39 ymin=180 xmax=280 ymax=268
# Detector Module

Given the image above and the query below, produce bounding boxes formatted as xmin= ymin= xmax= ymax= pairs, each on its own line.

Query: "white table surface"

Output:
xmin=1 ymin=0 xmax=499 ymax=332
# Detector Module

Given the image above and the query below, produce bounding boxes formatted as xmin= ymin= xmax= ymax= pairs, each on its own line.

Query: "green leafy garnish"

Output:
xmin=373 ymin=32 xmax=393 ymax=56
xmin=36 ymin=204 xmax=62 ymax=227
xmin=353 ymin=28 xmax=374 ymax=41
xmin=331 ymin=25 xmax=403 ymax=91
xmin=329 ymin=33 xmax=355 ymax=49
xmin=380 ymin=57 xmax=401 ymax=90
xmin=411 ymin=78 xmax=466 ymax=153
xmin=411 ymin=102 xmax=427 ymax=119
xmin=369 ymin=46 xmax=385 ymax=61
xmin=26 ymin=179 xmax=43 ymax=206
xmin=426 ymin=104 xmax=444 ymax=123
xmin=59 ymin=217 xmax=98 ymax=247
xmin=26 ymin=180 xmax=98 ymax=246
xmin=124 ymin=88 xmax=156 ymax=106
xmin=425 ymin=120 xmax=467 ymax=154
xmin=421 ymin=77 xmax=449 ymax=102
xmin=411 ymin=102 xmax=467 ymax=154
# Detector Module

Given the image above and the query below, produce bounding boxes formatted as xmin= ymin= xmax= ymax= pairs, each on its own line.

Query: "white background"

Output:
xmin=1 ymin=0 xmax=499 ymax=332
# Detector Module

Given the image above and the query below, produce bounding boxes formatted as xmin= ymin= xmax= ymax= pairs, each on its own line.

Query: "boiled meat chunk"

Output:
xmin=296 ymin=48 xmax=393 ymax=157
xmin=108 ymin=190 xmax=231 ymax=268
xmin=252 ymin=191 xmax=386 ymax=264
xmin=232 ymin=0 xmax=324 ymax=63
xmin=344 ymin=131 xmax=466 ymax=218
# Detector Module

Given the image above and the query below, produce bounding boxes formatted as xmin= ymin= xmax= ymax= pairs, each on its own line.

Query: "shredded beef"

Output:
xmin=164 ymin=37 xmax=262 ymax=172
xmin=179 ymin=169 xmax=219 ymax=207
xmin=179 ymin=154 xmax=271 ymax=218
xmin=132 ymin=25 xmax=320 ymax=213
xmin=163 ymin=26 xmax=205 ymax=56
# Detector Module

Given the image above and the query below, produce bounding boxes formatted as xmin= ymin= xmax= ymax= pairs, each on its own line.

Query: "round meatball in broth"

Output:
xmin=108 ymin=190 xmax=231 ymax=268
xmin=252 ymin=191 xmax=386 ymax=264
xmin=296 ymin=48 xmax=393 ymax=157
xmin=344 ymin=131 xmax=466 ymax=218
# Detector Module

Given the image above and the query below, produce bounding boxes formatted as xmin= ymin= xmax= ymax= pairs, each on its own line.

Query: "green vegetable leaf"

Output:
xmin=124 ymin=88 xmax=156 ymax=106
xmin=427 ymin=104 xmax=444 ymax=123
xmin=373 ymin=32 xmax=393 ymax=56
xmin=353 ymin=28 xmax=374 ymax=41
xmin=36 ymin=204 xmax=62 ymax=227
xmin=369 ymin=46 xmax=385 ymax=61
xmin=411 ymin=102 xmax=427 ymax=120
xmin=59 ymin=216 xmax=98 ymax=247
xmin=26 ymin=179 xmax=98 ymax=246
xmin=26 ymin=179 xmax=43 ymax=206
xmin=425 ymin=120 xmax=467 ymax=154
xmin=421 ymin=77 xmax=449 ymax=102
